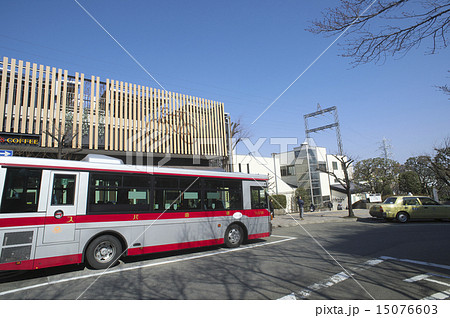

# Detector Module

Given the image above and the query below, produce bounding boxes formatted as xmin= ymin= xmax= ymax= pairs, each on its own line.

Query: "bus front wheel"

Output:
xmin=224 ymin=224 xmax=244 ymax=248
xmin=85 ymin=235 xmax=122 ymax=269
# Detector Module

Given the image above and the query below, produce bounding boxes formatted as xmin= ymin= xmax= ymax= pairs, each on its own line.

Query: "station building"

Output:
xmin=0 ymin=56 xmax=231 ymax=168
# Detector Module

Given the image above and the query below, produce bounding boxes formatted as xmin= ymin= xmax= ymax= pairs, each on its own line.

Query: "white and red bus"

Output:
xmin=0 ymin=155 xmax=271 ymax=270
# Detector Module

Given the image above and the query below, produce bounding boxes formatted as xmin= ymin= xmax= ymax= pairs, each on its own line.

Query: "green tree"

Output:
xmin=404 ymin=156 xmax=435 ymax=195
xmin=269 ymin=195 xmax=286 ymax=209
xmin=398 ymin=171 xmax=422 ymax=195
xmin=353 ymin=157 xmax=400 ymax=195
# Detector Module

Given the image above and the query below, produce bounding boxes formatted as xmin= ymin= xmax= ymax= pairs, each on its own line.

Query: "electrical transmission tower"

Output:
xmin=304 ymin=104 xmax=344 ymax=155
xmin=303 ymin=104 xmax=345 ymax=206
xmin=379 ymin=137 xmax=392 ymax=160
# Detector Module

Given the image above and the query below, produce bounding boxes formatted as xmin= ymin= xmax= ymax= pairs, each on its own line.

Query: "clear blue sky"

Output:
xmin=1 ymin=0 xmax=448 ymax=163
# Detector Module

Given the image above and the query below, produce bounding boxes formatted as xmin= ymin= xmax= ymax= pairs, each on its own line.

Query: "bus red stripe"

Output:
xmin=248 ymin=232 xmax=270 ymax=240
xmin=0 ymin=254 xmax=82 ymax=270
xmin=0 ymin=216 xmax=47 ymax=227
xmin=0 ymin=209 xmax=269 ymax=227
xmin=127 ymin=238 xmax=225 ymax=256
xmin=33 ymin=254 xmax=83 ymax=269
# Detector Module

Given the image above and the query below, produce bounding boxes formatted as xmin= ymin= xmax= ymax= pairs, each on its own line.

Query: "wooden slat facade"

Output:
xmin=0 ymin=57 xmax=228 ymax=158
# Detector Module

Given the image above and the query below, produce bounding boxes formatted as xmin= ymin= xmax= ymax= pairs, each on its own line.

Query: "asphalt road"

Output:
xmin=1 ymin=218 xmax=449 ymax=300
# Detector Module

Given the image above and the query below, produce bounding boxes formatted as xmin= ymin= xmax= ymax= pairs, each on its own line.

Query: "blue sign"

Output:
xmin=0 ymin=150 xmax=13 ymax=156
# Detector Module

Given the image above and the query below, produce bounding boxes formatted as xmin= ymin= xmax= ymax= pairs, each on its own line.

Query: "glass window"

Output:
xmin=204 ymin=178 xmax=223 ymax=189
xmin=419 ymin=197 xmax=440 ymax=205
xmin=403 ymin=197 xmax=419 ymax=206
xmin=204 ymin=178 xmax=242 ymax=210
xmin=154 ymin=188 xmax=202 ymax=211
xmin=181 ymin=191 xmax=201 ymax=210
xmin=1 ymin=168 xmax=42 ymax=213
xmin=287 ymin=165 xmax=295 ymax=175
xmin=179 ymin=177 xmax=200 ymax=190
xmin=123 ymin=175 xmax=152 ymax=187
xmin=154 ymin=189 xmax=181 ymax=211
xmin=383 ymin=197 xmax=397 ymax=204
xmin=332 ymin=162 xmax=339 ymax=170
xmin=153 ymin=176 xmax=201 ymax=212
xmin=88 ymin=173 xmax=151 ymax=214
xmin=155 ymin=177 xmax=178 ymax=189
xmin=251 ymin=186 xmax=268 ymax=209
xmin=52 ymin=174 xmax=76 ymax=205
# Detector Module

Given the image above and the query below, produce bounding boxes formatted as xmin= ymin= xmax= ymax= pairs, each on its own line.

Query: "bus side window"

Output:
xmin=250 ymin=186 xmax=267 ymax=209
xmin=204 ymin=179 xmax=242 ymax=210
xmin=52 ymin=175 xmax=76 ymax=205
xmin=88 ymin=173 xmax=152 ymax=214
xmin=0 ymin=168 xmax=42 ymax=213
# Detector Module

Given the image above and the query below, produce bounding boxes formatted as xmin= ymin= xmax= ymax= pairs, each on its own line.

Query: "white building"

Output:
xmin=231 ymin=138 xmax=359 ymax=212
xmin=276 ymin=138 xmax=354 ymax=210
xmin=231 ymin=153 xmax=295 ymax=211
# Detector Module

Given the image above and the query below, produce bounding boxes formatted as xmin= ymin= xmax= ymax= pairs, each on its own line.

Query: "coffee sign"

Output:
xmin=0 ymin=133 xmax=41 ymax=146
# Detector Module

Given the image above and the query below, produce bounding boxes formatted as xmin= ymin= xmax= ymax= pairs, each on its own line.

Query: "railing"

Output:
xmin=0 ymin=57 xmax=227 ymax=157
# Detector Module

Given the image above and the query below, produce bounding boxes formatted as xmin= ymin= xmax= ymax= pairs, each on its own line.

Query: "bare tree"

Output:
xmin=436 ymin=71 xmax=450 ymax=97
xmin=44 ymin=127 xmax=80 ymax=160
xmin=308 ymin=0 xmax=450 ymax=65
xmin=428 ymin=137 xmax=450 ymax=188
xmin=229 ymin=117 xmax=251 ymax=151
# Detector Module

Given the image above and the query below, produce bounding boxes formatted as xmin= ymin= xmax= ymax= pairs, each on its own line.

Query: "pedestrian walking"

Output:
xmin=296 ymin=196 xmax=304 ymax=220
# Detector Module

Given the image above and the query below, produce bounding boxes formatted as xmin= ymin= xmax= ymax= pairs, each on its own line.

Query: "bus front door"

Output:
xmin=43 ymin=172 xmax=79 ymax=244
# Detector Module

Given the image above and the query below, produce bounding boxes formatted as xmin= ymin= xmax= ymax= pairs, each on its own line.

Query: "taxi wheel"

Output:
xmin=396 ymin=212 xmax=409 ymax=223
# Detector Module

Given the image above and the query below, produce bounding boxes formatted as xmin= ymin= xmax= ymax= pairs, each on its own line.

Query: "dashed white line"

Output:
xmin=404 ymin=274 xmax=431 ymax=283
xmin=278 ymin=258 xmax=384 ymax=300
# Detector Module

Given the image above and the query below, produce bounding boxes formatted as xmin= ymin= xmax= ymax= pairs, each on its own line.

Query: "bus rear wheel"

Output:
xmin=85 ymin=235 xmax=122 ymax=269
xmin=224 ymin=224 xmax=244 ymax=248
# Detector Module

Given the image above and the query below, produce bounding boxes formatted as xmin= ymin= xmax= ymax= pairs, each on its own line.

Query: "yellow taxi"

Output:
xmin=369 ymin=196 xmax=450 ymax=223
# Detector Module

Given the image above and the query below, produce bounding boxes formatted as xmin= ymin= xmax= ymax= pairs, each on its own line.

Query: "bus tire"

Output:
xmin=85 ymin=235 xmax=122 ymax=269
xmin=224 ymin=224 xmax=244 ymax=248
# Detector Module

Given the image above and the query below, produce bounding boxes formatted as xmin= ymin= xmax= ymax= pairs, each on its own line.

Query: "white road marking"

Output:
xmin=278 ymin=258 xmax=384 ymax=300
xmin=422 ymin=289 xmax=450 ymax=300
xmin=0 ymin=236 xmax=296 ymax=297
xmin=425 ymin=278 xmax=450 ymax=287
xmin=380 ymin=256 xmax=450 ymax=270
xmin=404 ymin=274 xmax=431 ymax=282
xmin=271 ymin=235 xmax=298 ymax=239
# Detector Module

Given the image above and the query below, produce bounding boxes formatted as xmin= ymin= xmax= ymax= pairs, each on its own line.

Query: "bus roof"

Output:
xmin=0 ymin=156 xmax=268 ymax=181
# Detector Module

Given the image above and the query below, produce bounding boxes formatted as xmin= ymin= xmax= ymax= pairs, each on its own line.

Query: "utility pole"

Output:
xmin=272 ymin=153 xmax=279 ymax=195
